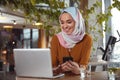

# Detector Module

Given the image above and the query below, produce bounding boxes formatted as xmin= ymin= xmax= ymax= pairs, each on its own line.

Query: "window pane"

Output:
xmin=111 ymin=1 xmax=120 ymax=54
xmin=23 ymin=29 xmax=30 ymax=39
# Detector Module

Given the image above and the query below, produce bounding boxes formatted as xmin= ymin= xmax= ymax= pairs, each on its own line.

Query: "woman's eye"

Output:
xmin=60 ymin=21 xmax=64 ymax=24
xmin=67 ymin=21 xmax=72 ymax=24
xmin=60 ymin=22 xmax=64 ymax=24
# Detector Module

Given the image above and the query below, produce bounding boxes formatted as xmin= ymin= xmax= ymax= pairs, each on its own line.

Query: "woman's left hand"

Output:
xmin=61 ymin=61 xmax=80 ymax=74
xmin=68 ymin=61 xmax=80 ymax=74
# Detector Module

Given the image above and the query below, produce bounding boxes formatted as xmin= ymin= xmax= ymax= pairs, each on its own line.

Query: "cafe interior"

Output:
xmin=0 ymin=0 xmax=120 ymax=80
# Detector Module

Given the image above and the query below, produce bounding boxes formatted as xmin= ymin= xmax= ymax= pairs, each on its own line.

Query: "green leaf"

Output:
xmin=30 ymin=0 xmax=36 ymax=6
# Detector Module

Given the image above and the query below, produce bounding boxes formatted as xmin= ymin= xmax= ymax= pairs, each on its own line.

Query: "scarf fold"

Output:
xmin=56 ymin=7 xmax=85 ymax=48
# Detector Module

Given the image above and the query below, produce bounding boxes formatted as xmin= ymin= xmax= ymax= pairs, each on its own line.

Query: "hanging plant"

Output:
xmin=0 ymin=0 xmax=120 ymax=36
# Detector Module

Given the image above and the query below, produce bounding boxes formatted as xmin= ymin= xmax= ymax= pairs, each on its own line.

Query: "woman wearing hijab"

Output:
xmin=50 ymin=7 xmax=92 ymax=75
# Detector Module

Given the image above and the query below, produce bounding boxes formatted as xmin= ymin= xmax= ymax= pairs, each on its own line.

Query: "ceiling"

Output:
xmin=0 ymin=7 xmax=35 ymax=29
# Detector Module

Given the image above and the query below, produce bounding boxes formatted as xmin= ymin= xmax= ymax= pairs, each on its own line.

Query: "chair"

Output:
xmin=90 ymin=36 xmax=117 ymax=72
xmin=101 ymin=36 xmax=117 ymax=61
xmin=0 ymin=60 xmax=6 ymax=79
xmin=88 ymin=60 xmax=108 ymax=72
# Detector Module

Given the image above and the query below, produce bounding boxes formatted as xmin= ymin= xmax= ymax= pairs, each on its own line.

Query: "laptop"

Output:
xmin=13 ymin=48 xmax=64 ymax=78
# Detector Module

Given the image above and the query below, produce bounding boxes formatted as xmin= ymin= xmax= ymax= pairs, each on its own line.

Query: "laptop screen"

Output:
xmin=14 ymin=48 xmax=54 ymax=78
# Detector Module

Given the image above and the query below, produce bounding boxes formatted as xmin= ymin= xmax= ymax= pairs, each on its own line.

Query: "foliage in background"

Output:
xmin=83 ymin=0 xmax=120 ymax=52
xmin=0 ymin=0 xmax=120 ymax=35
xmin=0 ymin=0 xmax=65 ymax=36
xmin=0 ymin=0 xmax=64 ymax=21
xmin=0 ymin=0 xmax=120 ymax=48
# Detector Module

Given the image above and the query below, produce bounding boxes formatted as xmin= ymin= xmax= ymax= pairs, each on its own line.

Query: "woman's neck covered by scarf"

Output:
xmin=56 ymin=7 xmax=85 ymax=48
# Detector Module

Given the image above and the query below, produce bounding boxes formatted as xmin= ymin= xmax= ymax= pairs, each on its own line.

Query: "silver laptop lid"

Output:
xmin=14 ymin=48 xmax=53 ymax=78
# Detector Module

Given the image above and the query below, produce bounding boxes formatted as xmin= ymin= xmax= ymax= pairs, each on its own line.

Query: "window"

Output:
xmin=32 ymin=29 xmax=38 ymax=48
xmin=111 ymin=0 xmax=120 ymax=54
xmin=102 ymin=0 xmax=120 ymax=61
xmin=23 ymin=29 xmax=38 ymax=48
xmin=103 ymin=0 xmax=120 ymax=54
xmin=23 ymin=29 xmax=31 ymax=48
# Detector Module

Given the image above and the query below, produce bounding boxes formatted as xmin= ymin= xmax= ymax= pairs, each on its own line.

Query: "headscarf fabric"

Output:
xmin=56 ymin=7 xmax=85 ymax=48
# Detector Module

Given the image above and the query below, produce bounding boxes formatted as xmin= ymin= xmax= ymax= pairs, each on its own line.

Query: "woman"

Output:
xmin=50 ymin=7 xmax=92 ymax=75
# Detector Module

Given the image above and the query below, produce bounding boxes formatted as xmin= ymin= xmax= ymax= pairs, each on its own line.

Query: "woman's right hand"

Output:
xmin=53 ymin=65 xmax=62 ymax=75
xmin=61 ymin=61 xmax=80 ymax=74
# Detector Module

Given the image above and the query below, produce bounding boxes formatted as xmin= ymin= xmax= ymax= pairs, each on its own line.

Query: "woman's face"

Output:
xmin=59 ymin=13 xmax=75 ymax=35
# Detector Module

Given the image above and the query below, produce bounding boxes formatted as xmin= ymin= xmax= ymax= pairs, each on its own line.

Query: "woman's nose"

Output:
xmin=63 ymin=23 xmax=68 ymax=29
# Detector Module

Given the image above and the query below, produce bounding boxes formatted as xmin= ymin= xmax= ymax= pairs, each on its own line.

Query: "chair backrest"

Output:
xmin=102 ymin=36 xmax=117 ymax=61
xmin=0 ymin=60 xmax=3 ymax=71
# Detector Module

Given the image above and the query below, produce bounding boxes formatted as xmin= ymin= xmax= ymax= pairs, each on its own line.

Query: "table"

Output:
xmin=89 ymin=60 xmax=107 ymax=66
xmin=88 ymin=60 xmax=120 ymax=72
xmin=16 ymin=71 xmax=109 ymax=80
xmin=88 ymin=60 xmax=108 ymax=71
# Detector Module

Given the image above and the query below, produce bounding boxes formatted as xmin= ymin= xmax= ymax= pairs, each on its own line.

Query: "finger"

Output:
xmin=61 ymin=61 xmax=69 ymax=68
xmin=62 ymin=65 xmax=72 ymax=71
xmin=66 ymin=62 xmax=75 ymax=69
xmin=53 ymin=65 xmax=61 ymax=70
xmin=69 ymin=61 xmax=80 ymax=68
xmin=68 ymin=61 xmax=75 ymax=66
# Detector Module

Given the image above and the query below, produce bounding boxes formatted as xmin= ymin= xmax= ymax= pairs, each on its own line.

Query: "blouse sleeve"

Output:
xmin=79 ymin=34 xmax=93 ymax=65
xmin=50 ymin=35 xmax=59 ymax=67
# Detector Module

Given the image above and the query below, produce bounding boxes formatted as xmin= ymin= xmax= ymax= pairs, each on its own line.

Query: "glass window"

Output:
xmin=23 ymin=29 xmax=31 ymax=48
xmin=102 ymin=0 xmax=120 ymax=62
xmin=111 ymin=0 xmax=120 ymax=54
xmin=32 ymin=29 xmax=38 ymax=48
xmin=23 ymin=29 xmax=30 ymax=39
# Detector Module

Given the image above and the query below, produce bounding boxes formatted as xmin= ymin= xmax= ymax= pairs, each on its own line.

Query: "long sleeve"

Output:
xmin=79 ymin=34 xmax=93 ymax=65
xmin=50 ymin=35 xmax=59 ymax=67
